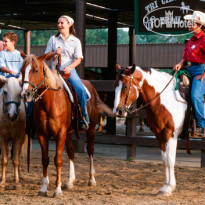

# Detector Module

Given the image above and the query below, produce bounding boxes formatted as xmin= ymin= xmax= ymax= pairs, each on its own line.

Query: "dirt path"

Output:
xmin=0 ymin=149 xmax=205 ymax=205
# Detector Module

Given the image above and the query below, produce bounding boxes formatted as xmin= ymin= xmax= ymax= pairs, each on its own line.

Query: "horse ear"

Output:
xmin=37 ymin=52 xmax=50 ymax=61
xmin=116 ymin=63 xmax=121 ymax=71
xmin=20 ymin=50 xmax=26 ymax=59
xmin=0 ymin=75 xmax=8 ymax=82
xmin=130 ymin=64 xmax=136 ymax=74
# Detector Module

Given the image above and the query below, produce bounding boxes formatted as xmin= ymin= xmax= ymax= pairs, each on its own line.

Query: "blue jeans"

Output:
xmin=187 ymin=64 xmax=205 ymax=128
xmin=68 ymin=69 xmax=89 ymax=123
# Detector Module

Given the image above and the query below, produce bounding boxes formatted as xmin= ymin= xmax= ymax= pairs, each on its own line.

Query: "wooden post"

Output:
xmin=75 ymin=0 xmax=86 ymax=79
xmin=24 ymin=30 xmax=31 ymax=55
xmin=201 ymin=150 xmax=205 ymax=167
xmin=105 ymin=10 xmax=118 ymax=135
xmin=75 ymin=0 xmax=86 ymax=153
xmin=126 ymin=26 xmax=137 ymax=160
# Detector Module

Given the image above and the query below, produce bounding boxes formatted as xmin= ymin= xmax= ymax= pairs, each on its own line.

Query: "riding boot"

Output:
xmin=79 ymin=115 xmax=89 ymax=131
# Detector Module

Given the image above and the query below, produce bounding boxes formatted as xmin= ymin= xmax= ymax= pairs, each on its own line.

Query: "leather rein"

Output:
xmin=124 ymin=70 xmax=178 ymax=116
xmin=23 ymin=63 xmax=61 ymax=102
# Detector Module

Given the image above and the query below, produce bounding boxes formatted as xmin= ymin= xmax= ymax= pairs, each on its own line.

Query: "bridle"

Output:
xmin=3 ymin=93 xmax=21 ymax=116
xmin=23 ymin=63 xmax=61 ymax=102
xmin=122 ymin=70 xmax=177 ymax=116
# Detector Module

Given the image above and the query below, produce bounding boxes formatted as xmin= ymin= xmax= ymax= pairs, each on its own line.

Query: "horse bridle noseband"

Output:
xmin=123 ymin=70 xmax=177 ymax=116
xmin=3 ymin=94 xmax=21 ymax=115
xmin=23 ymin=63 xmax=61 ymax=102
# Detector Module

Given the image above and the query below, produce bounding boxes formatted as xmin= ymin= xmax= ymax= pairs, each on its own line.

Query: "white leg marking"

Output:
xmin=89 ymin=155 xmax=96 ymax=186
xmin=54 ymin=182 xmax=63 ymax=196
xmin=39 ymin=176 xmax=49 ymax=193
xmin=66 ymin=160 xmax=75 ymax=189
xmin=23 ymin=64 xmax=32 ymax=92
xmin=113 ymin=81 xmax=122 ymax=113
xmin=159 ymin=135 xmax=177 ymax=196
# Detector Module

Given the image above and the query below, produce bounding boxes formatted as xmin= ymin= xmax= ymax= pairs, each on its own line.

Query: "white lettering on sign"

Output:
xmin=161 ymin=0 xmax=175 ymax=4
xmin=145 ymin=1 xmax=158 ymax=14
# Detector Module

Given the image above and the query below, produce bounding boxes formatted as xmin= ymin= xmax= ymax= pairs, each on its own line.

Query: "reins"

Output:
xmin=125 ymin=70 xmax=178 ymax=116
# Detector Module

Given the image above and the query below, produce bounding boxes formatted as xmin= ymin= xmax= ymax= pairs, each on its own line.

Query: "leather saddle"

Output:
xmin=176 ymin=74 xmax=197 ymax=139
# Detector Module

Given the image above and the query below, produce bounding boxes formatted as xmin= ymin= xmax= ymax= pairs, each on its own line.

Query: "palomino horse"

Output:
xmin=113 ymin=64 xmax=187 ymax=196
xmin=20 ymin=52 xmax=114 ymax=197
xmin=0 ymin=76 xmax=27 ymax=190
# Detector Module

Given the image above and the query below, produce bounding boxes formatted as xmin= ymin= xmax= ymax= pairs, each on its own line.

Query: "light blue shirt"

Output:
xmin=0 ymin=49 xmax=23 ymax=76
xmin=45 ymin=34 xmax=83 ymax=71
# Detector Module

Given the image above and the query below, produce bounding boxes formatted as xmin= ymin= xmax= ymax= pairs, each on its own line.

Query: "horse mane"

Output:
xmin=43 ymin=62 xmax=63 ymax=89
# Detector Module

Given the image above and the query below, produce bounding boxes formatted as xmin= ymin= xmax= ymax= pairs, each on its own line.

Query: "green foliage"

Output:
xmin=0 ymin=28 xmax=193 ymax=46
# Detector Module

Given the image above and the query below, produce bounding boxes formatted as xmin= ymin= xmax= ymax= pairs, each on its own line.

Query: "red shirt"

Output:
xmin=183 ymin=31 xmax=205 ymax=64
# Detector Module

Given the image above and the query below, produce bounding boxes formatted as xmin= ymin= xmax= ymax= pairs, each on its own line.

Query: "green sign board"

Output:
xmin=134 ymin=0 xmax=205 ymax=35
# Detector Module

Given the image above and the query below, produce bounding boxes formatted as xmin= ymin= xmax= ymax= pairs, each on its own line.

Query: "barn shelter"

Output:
xmin=0 ymin=0 xmax=137 ymax=157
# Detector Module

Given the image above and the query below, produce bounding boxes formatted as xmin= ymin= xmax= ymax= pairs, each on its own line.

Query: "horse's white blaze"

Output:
xmin=40 ymin=176 xmax=49 ymax=193
xmin=113 ymin=81 xmax=122 ymax=113
xmin=23 ymin=64 xmax=32 ymax=92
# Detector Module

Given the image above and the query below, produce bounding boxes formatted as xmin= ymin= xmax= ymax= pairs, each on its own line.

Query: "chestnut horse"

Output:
xmin=0 ymin=76 xmax=27 ymax=190
xmin=113 ymin=64 xmax=187 ymax=196
xmin=20 ymin=52 xmax=113 ymax=197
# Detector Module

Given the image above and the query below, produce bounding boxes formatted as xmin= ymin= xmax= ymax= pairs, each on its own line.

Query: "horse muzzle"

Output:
xmin=7 ymin=112 xmax=18 ymax=121
xmin=116 ymin=106 xmax=127 ymax=118
xmin=21 ymin=90 xmax=34 ymax=102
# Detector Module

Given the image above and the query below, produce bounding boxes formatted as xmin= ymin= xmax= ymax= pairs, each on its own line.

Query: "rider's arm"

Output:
xmin=63 ymin=58 xmax=82 ymax=74
xmin=0 ymin=66 xmax=17 ymax=75
xmin=173 ymin=59 xmax=186 ymax=71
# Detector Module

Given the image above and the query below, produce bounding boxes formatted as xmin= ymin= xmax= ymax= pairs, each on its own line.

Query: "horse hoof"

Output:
xmin=65 ymin=183 xmax=74 ymax=190
xmin=38 ymin=191 xmax=47 ymax=196
xmin=157 ymin=190 xmax=172 ymax=197
xmin=15 ymin=184 xmax=22 ymax=191
xmin=0 ymin=185 xmax=5 ymax=192
xmin=88 ymin=180 xmax=96 ymax=187
xmin=65 ymin=180 xmax=75 ymax=190
xmin=53 ymin=190 xmax=63 ymax=198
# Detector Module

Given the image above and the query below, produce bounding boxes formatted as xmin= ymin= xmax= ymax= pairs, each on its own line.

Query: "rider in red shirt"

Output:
xmin=174 ymin=11 xmax=205 ymax=137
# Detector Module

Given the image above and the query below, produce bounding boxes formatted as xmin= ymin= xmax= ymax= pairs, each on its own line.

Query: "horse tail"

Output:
xmin=95 ymin=91 xmax=116 ymax=117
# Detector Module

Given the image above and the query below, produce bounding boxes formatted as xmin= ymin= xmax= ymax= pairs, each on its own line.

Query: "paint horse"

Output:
xmin=20 ymin=52 xmax=114 ymax=197
xmin=113 ymin=64 xmax=187 ymax=196
xmin=0 ymin=76 xmax=27 ymax=190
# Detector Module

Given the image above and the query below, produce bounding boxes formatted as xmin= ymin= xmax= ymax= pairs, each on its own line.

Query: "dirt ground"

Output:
xmin=0 ymin=148 xmax=205 ymax=205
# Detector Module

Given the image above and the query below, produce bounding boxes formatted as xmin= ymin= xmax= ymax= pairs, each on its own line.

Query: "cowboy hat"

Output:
xmin=184 ymin=11 xmax=205 ymax=26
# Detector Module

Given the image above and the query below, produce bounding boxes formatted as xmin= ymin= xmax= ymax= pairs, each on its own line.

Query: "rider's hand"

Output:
xmin=54 ymin=47 xmax=62 ymax=55
xmin=63 ymin=66 xmax=72 ymax=74
xmin=173 ymin=63 xmax=182 ymax=71
xmin=10 ymin=70 xmax=17 ymax=75
xmin=196 ymin=72 xmax=205 ymax=82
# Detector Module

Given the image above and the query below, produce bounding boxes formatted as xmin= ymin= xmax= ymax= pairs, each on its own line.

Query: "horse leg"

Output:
xmin=139 ymin=118 xmax=145 ymax=132
xmin=12 ymin=137 xmax=25 ymax=190
xmin=96 ymin=116 xmax=104 ymax=132
xmin=0 ymin=138 xmax=9 ymax=190
xmin=53 ymin=129 xmax=66 ymax=197
xmin=158 ymin=135 xmax=177 ymax=196
xmin=86 ymin=125 xmax=96 ymax=186
xmin=38 ymin=134 xmax=49 ymax=196
xmin=65 ymin=133 xmax=75 ymax=189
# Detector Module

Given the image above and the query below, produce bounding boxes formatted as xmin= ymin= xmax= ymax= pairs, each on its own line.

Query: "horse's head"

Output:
xmin=113 ymin=63 xmax=142 ymax=117
xmin=20 ymin=51 xmax=50 ymax=102
xmin=0 ymin=76 xmax=22 ymax=121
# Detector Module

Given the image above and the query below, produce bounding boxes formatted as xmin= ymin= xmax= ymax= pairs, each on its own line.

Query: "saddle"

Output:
xmin=176 ymin=73 xmax=197 ymax=139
